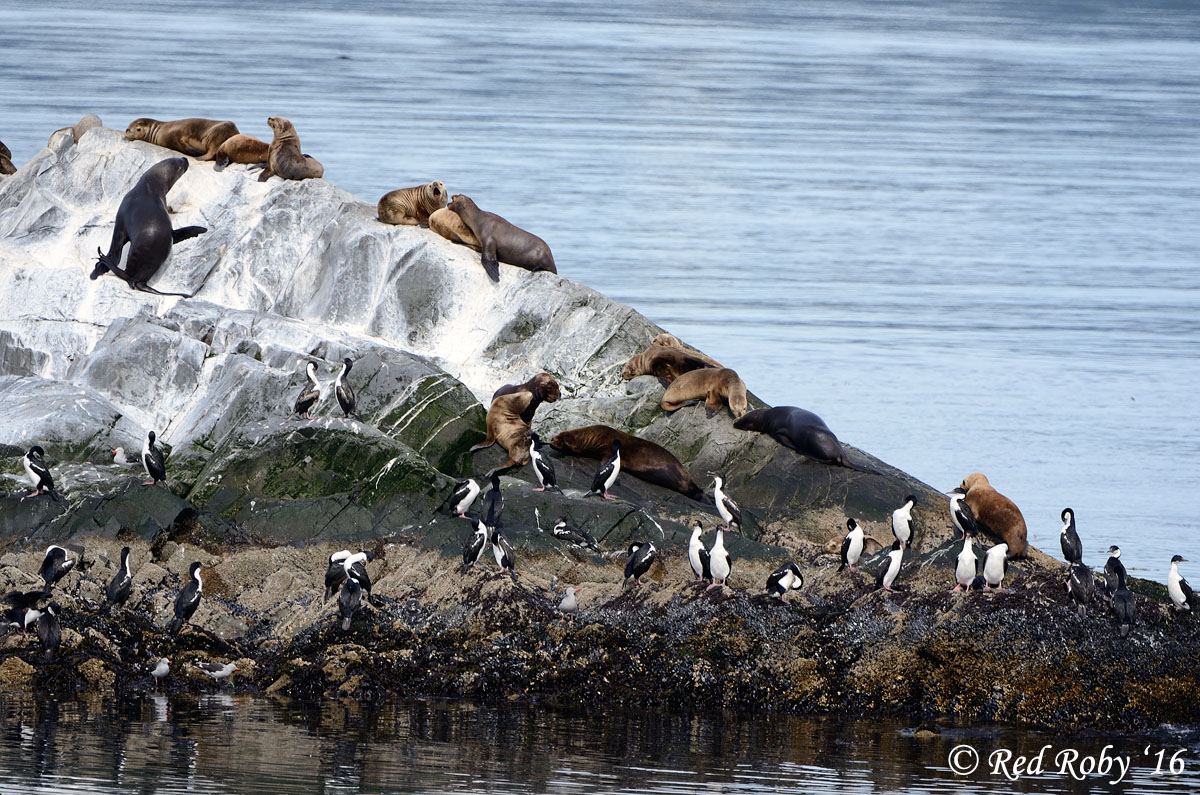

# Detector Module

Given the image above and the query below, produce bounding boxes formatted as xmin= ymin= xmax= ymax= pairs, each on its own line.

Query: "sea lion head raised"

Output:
xmin=528 ymin=372 xmax=561 ymax=403
xmin=448 ymin=194 xmax=478 ymax=215
xmin=960 ymin=472 xmax=991 ymax=492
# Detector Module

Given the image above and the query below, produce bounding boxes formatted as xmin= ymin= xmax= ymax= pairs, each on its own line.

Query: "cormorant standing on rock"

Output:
xmin=169 ymin=562 xmax=202 ymax=635
xmin=106 ymin=546 xmax=133 ymax=607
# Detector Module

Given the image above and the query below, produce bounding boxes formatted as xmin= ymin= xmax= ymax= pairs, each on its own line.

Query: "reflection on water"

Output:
xmin=0 ymin=695 xmax=1197 ymax=794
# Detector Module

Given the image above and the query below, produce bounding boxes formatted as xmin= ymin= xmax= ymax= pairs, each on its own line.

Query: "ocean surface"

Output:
xmin=1 ymin=1 xmax=1198 ymax=578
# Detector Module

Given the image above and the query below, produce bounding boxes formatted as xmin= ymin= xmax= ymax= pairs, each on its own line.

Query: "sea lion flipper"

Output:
xmin=171 ymin=225 xmax=207 ymax=243
xmin=257 ymin=166 xmax=272 ymax=183
xmin=481 ymin=253 xmax=500 ymax=282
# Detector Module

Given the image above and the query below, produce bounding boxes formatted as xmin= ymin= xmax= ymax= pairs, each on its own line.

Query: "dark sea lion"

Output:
xmin=124 ymin=117 xmax=239 ymax=161
xmin=651 ymin=333 xmax=722 ymax=368
xmin=549 ymin=424 xmax=706 ymax=501
xmin=259 ymin=116 xmax=324 ymax=182
xmin=0 ymin=141 xmax=15 ymax=175
xmin=490 ymin=373 xmax=561 ymax=425
xmin=470 ymin=391 xmax=537 ymax=470
xmin=378 ymin=181 xmax=447 ymax=225
xmin=446 ymin=194 xmax=556 ymax=282
xmin=49 ymin=114 xmax=102 ymax=146
xmin=959 ymin=472 xmax=1029 ymax=558
xmin=661 ymin=368 xmax=749 ymax=418
xmin=90 ymin=157 xmax=206 ymax=298
xmin=734 ymin=406 xmax=878 ymax=474
xmin=213 ymin=134 xmax=269 ymax=171
xmin=622 ymin=344 xmax=715 ymax=383
xmin=429 ymin=207 xmax=481 ymax=250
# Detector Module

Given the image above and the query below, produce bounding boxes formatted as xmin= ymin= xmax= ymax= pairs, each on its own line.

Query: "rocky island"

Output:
xmin=0 ymin=127 xmax=1195 ymax=731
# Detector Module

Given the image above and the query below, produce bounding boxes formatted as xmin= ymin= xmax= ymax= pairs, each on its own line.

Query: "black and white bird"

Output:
xmin=149 ymin=657 xmax=170 ymax=689
xmin=343 ymin=551 xmax=373 ymax=599
xmin=37 ymin=602 xmax=61 ymax=662
xmin=766 ymin=562 xmax=803 ymax=601
xmin=947 ymin=489 xmax=978 ymax=540
xmin=169 ymin=562 xmax=203 ymax=635
xmin=1168 ymin=555 xmax=1195 ymax=612
xmin=557 ymin=587 xmax=579 ymax=622
xmin=491 ymin=528 xmax=516 ymax=575
xmin=709 ymin=472 xmax=743 ymax=532
xmin=875 ymin=540 xmax=904 ymax=591
xmin=39 ymin=545 xmax=77 ymax=596
xmin=334 ymin=357 xmax=357 ymax=419
xmin=983 ymin=543 xmax=1009 ymax=590
xmin=838 ymin=518 xmax=865 ymax=573
xmin=22 ymin=446 xmax=60 ymax=500
xmin=1059 ymin=508 xmax=1083 ymax=566
xmin=106 ymin=546 xmax=133 ymax=607
xmin=462 ymin=518 xmax=489 ymax=570
xmin=141 ymin=430 xmax=166 ymax=486
xmin=529 ymin=433 xmax=559 ymax=493
xmin=687 ymin=520 xmax=711 ymax=583
xmin=195 ymin=660 xmax=238 ymax=686
xmin=953 ymin=533 xmax=977 ymax=592
xmin=3 ymin=591 xmax=46 ymax=635
xmin=338 ymin=577 xmax=362 ymax=631
xmin=707 ymin=527 xmax=732 ymax=591
xmin=550 ymin=519 xmax=601 ymax=552
xmin=891 ymin=495 xmax=916 ymax=550
xmin=293 ymin=361 xmax=322 ymax=419
xmin=1111 ymin=566 xmax=1136 ymax=637
xmin=1067 ymin=563 xmax=1095 ymax=617
xmin=1103 ymin=545 xmax=1127 ymax=602
xmin=442 ymin=478 xmax=482 ymax=518
xmin=324 ymin=550 xmax=352 ymax=598
xmin=624 ymin=541 xmax=656 ymax=588
xmin=588 ymin=441 xmax=621 ymax=500
xmin=482 ymin=472 xmax=504 ymax=527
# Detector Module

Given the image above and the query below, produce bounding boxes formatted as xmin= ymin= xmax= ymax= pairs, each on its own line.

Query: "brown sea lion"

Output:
xmin=259 ymin=116 xmax=324 ymax=182
xmin=124 ymin=117 xmax=239 ymax=161
xmin=446 ymin=194 xmax=556 ymax=282
xmin=549 ymin=425 xmax=706 ymax=501
xmin=622 ymin=344 xmax=716 ymax=383
xmin=958 ymin=472 xmax=1029 ymax=557
xmin=651 ymin=333 xmax=722 ymax=368
xmin=0 ymin=141 xmax=14 ymax=175
xmin=90 ymin=157 xmax=206 ymax=298
xmin=213 ymin=134 xmax=269 ymax=171
xmin=490 ymin=373 xmax=561 ymax=425
xmin=49 ymin=114 xmax=102 ymax=146
xmin=378 ymin=181 xmax=447 ymax=226
xmin=661 ymin=368 xmax=749 ymax=418
xmin=470 ymin=391 xmax=536 ymax=470
xmin=734 ymin=406 xmax=879 ymax=474
xmin=428 ymin=207 xmax=482 ymax=249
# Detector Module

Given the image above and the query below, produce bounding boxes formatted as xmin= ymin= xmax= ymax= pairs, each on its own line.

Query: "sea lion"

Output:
xmin=124 ymin=117 xmax=239 ymax=161
xmin=446 ymin=194 xmax=556 ymax=282
xmin=0 ymin=141 xmax=15 ymax=175
xmin=470 ymin=391 xmax=536 ymax=470
xmin=90 ymin=157 xmax=206 ymax=298
xmin=622 ymin=343 xmax=716 ymax=383
xmin=429 ymin=207 xmax=481 ymax=249
xmin=661 ymin=368 xmax=749 ymax=418
xmin=49 ymin=114 xmax=102 ymax=146
xmin=213 ymin=134 xmax=269 ymax=171
xmin=958 ymin=472 xmax=1029 ymax=558
xmin=259 ymin=116 xmax=324 ymax=182
xmin=490 ymin=373 xmax=561 ymax=424
xmin=651 ymin=333 xmax=722 ymax=368
xmin=378 ymin=181 xmax=448 ymax=226
xmin=734 ymin=406 xmax=878 ymax=474
xmin=549 ymin=425 xmax=706 ymax=501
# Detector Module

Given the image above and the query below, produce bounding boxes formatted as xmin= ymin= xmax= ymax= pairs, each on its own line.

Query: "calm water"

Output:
xmin=1 ymin=2 xmax=1198 ymax=576
xmin=1 ymin=695 xmax=1198 ymax=794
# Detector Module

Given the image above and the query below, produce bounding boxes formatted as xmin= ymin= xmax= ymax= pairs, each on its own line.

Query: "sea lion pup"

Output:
xmin=490 ymin=372 xmax=561 ymax=424
xmin=259 ymin=116 xmax=325 ymax=182
xmin=622 ymin=343 xmax=717 ymax=384
xmin=651 ymin=333 xmax=722 ymax=368
xmin=49 ymin=114 xmax=102 ymax=146
xmin=660 ymin=367 xmax=749 ymax=419
xmin=446 ymin=194 xmax=556 ymax=282
xmin=470 ymin=391 xmax=537 ymax=470
xmin=213 ymin=134 xmax=269 ymax=171
xmin=734 ymin=405 xmax=879 ymax=474
xmin=958 ymin=472 xmax=1028 ymax=558
xmin=549 ymin=424 xmax=707 ymax=502
xmin=124 ymin=117 xmax=239 ymax=161
xmin=0 ymin=141 xmax=15 ymax=175
xmin=429 ymin=207 xmax=482 ymax=250
xmin=91 ymin=157 xmax=206 ymax=298
xmin=378 ymin=181 xmax=448 ymax=226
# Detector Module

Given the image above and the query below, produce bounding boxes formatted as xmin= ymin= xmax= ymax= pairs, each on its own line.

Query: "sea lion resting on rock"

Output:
xmin=124 ymin=117 xmax=239 ymax=161
xmin=661 ymin=367 xmax=749 ymax=419
xmin=213 ymin=134 xmax=269 ymax=171
xmin=652 ymin=333 xmax=722 ymax=368
xmin=734 ymin=406 xmax=879 ymax=474
xmin=471 ymin=391 xmax=538 ymax=470
xmin=49 ymin=114 xmax=102 ymax=146
xmin=549 ymin=425 xmax=706 ymax=502
xmin=490 ymin=373 xmax=561 ymax=424
xmin=0 ymin=141 xmax=14 ymax=175
xmin=622 ymin=343 xmax=716 ymax=383
xmin=259 ymin=116 xmax=324 ymax=182
xmin=447 ymin=194 xmax=556 ymax=282
xmin=90 ymin=157 xmax=206 ymax=298
xmin=428 ymin=207 xmax=481 ymax=250
xmin=378 ymin=181 xmax=447 ymax=226
xmin=958 ymin=472 xmax=1028 ymax=557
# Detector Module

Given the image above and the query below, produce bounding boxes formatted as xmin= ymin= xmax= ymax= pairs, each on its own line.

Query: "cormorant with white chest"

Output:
xmin=947 ymin=489 xmax=977 ymax=540
xmin=892 ymin=495 xmax=916 ymax=550
xmin=550 ymin=519 xmax=601 ymax=551
xmin=688 ymin=520 xmax=711 ymax=583
xmin=39 ymin=545 xmax=77 ymax=596
xmin=875 ymin=540 xmax=904 ymax=591
xmin=707 ymin=527 xmax=732 ymax=591
xmin=766 ymin=562 xmax=803 ymax=601
xmin=838 ymin=518 xmax=864 ymax=573
xmin=141 ymin=430 xmax=167 ymax=486
xmin=462 ymin=518 xmax=489 ymax=570
xmin=442 ymin=478 xmax=481 ymax=518
xmin=334 ymin=357 xmax=357 ymax=419
xmin=588 ymin=441 xmax=621 ymax=500
xmin=169 ymin=561 xmax=203 ymax=635
xmin=22 ymin=446 xmax=60 ymax=500
xmin=293 ymin=361 xmax=322 ymax=419
xmin=1060 ymin=508 xmax=1083 ymax=566
xmin=709 ymin=472 xmax=743 ymax=532
xmin=1168 ymin=555 xmax=1195 ymax=611
xmin=983 ymin=543 xmax=1009 ymax=590
xmin=492 ymin=528 xmax=516 ymax=575
xmin=954 ymin=533 xmax=977 ymax=592
xmin=529 ymin=433 xmax=560 ymax=492
xmin=106 ymin=546 xmax=133 ymax=607
xmin=624 ymin=542 xmax=656 ymax=588
xmin=323 ymin=550 xmax=352 ymax=598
